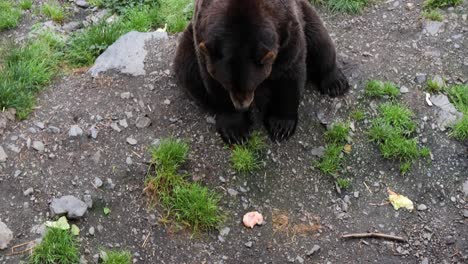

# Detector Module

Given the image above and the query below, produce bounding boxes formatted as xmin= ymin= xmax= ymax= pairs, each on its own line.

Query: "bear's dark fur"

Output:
xmin=173 ymin=0 xmax=349 ymax=144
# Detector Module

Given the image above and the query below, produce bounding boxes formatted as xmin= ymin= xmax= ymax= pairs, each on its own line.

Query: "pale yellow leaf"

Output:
xmin=388 ymin=189 xmax=414 ymax=211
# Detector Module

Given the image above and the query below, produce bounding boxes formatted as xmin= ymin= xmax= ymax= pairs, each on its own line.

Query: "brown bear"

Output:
xmin=173 ymin=0 xmax=349 ymax=144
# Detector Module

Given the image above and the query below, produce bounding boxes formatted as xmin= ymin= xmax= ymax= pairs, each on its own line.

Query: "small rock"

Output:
xmin=89 ymin=227 xmax=95 ymax=236
xmin=400 ymin=86 xmax=409 ymax=93
xmin=75 ymin=0 xmax=89 ymax=8
xmin=219 ymin=227 xmax=230 ymax=237
xmin=120 ymin=92 xmax=131 ymax=99
xmin=126 ymin=157 xmax=133 ymax=165
xmin=32 ymin=141 xmax=45 ymax=152
xmin=126 ymin=137 xmax=137 ymax=145
xmin=296 ymin=256 xmax=304 ymax=264
xmin=463 ymin=209 xmax=468 ymax=218
xmin=227 ymin=188 xmax=238 ymax=196
xmin=69 ymin=125 xmax=83 ymax=137
xmin=0 ymin=146 xmax=7 ymax=162
xmin=107 ymin=178 xmax=115 ymax=189
xmin=462 ymin=179 xmax=468 ymax=197
xmin=421 ymin=257 xmax=429 ymax=264
xmin=34 ymin=121 xmax=45 ymax=129
xmin=97 ymin=225 xmax=103 ymax=233
xmin=417 ymin=204 xmax=428 ymax=211
xmin=30 ymin=224 xmax=46 ymax=236
xmin=311 ymin=146 xmax=326 ymax=157
xmin=406 ymin=3 xmax=414 ymax=10
xmin=110 ymin=123 xmax=121 ymax=132
xmin=47 ymin=126 xmax=61 ymax=134
xmin=119 ymin=119 xmax=128 ymax=128
xmin=90 ymin=126 xmax=98 ymax=139
xmin=62 ymin=21 xmax=82 ymax=32
xmin=14 ymin=170 xmax=22 ymax=177
xmin=415 ymin=73 xmax=427 ymax=84
xmin=163 ymin=99 xmax=171 ymax=105
xmin=424 ymin=21 xmax=444 ymax=36
xmin=94 ymin=177 xmax=103 ymax=188
xmin=135 ymin=116 xmax=151 ymax=128
xmin=206 ymin=116 xmax=216 ymax=124
xmin=0 ymin=221 xmax=13 ymax=249
xmin=23 ymin=187 xmax=34 ymax=196
xmin=83 ymin=194 xmax=93 ymax=208
xmin=244 ymin=241 xmax=253 ymax=248
xmin=50 ymin=195 xmax=88 ymax=219
xmin=432 ymin=75 xmax=445 ymax=88
xmin=306 ymin=245 xmax=321 ymax=256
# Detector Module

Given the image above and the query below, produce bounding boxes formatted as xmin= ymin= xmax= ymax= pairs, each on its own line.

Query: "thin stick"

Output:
xmin=142 ymin=232 xmax=151 ymax=248
xmin=341 ymin=232 xmax=406 ymax=242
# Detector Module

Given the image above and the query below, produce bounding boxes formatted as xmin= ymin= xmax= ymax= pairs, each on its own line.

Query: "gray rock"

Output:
xmin=431 ymin=95 xmax=463 ymax=131
xmin=306 ymin=245 xmax=321 ymax=256
xmin=463 ymin=179 xmax=468 ymax=197
xmin=227 ymin=188 xmax=238 ymax=196
xmin=32 ymin=141 xmax=45 ymax=152
xmin=400 ymin=86 xmax=409 ymax=93
xmin=311 ymin=146 xmax=326 ymax=157
xmin=34 ymin=121 xmax=45 ymax=129
xmin=69 ymin=125 xmax=83 ymax=137
xmin=83 ymin=194 xmax=93 ymax=208
xmin=89 ymin=31 xmax=168 ymax=76
xmin=126 ymin=157 xmax=133 ymax=165
xmin=89 ymin=226 xmax=95 ymax=236
xmin=0 ymin=221 xmax=13 ymax=249
xmin=90 ymin=126 xmax=98 ymax=139
xmin=316 ymin=111 xmax=333 ymax=125
xmin=296 ymin=256 xmax=304 ymax=264
xmin=47 ymin=126 xmax=61 ymax=134
xmin=126 ymin=137 xmax=137 ymax=145
xmin=50 ymin=195 xmax=88 ymax=219
xmin=415 ymin=73 xmax=427 ymax=84
xmin=107 ymin=178 xmax=115 ymax=189
xmin=120 ymin=92 xmax=131 ymax=99
xmin=62 ymin=21 xmax=82 ymax=32
xmin=135 ymin=116 xmax=151 ymax=128
xmin=463 ymin=209 xmax=468 ymax=218
xmin=0 ymin=146 xmax=7 ymax=162
xmin=206 ymin=116 xmax=216 ymax=124
xmin=219 ymin=227 xmax=230 ymax=237
xmin=421 ymin=257 xmax=429 ymax=264
xmin=110 ymin=122 xmax=121 ymax=132
xmin=432 ymin=75 xmax=445 ymax=88
xmin=417 ymin=204 xmax=428 ymax=211
xmin=91 ymin=151 xmax=101 ymax=165
xmin=424 ymin=21 xmax=444 ymax=36
xmin=244 ymin=241 xmax=253 ymax=248
xmin=23 ymin=187 xmax=34 ymax=196
xmin=75 ymin=0 xmax=89 ymax=8
xmin=14 ymin=170 xmax=22 ymax=177
xmin=30 ymin=224 xmax=46 ymax=236
xmin=94 ymin=177 xmax=103 ymax=188
xmin=119 ymin=119 xmax=128 ymax=128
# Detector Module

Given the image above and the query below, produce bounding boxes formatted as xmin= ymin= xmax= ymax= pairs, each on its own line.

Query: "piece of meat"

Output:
xmin=243 ymin=211 xmax=264 ymax=228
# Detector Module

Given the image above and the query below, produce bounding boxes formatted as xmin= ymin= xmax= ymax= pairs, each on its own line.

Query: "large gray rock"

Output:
xmin=0 ymin=221 xmax=13 ymax=249
xmin=50 ymin=195 xmax=88 ymax=219
xmin=431 ymin=94 xmax=463 ymax=131
xmin=89 ymin=31 xmax=168 ymax=77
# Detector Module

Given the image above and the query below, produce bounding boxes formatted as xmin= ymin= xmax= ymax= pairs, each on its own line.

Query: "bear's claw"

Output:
xmin=265 ymin=117 xmax=297 ymax=143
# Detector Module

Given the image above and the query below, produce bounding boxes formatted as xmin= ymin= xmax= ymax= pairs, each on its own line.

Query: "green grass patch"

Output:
xmin=30 ymin=228 xmax=80 ymax=264
xmin=425 ymin=77 xmax=445 ymax=93
xmin=450 ymin=116 xmax=468 ymax=141
xmin=368 ymin=102 xmax=429 ymax=173
xmin=20 ymin=0 xmax=33 ymax=10
xmin=447 ymin=84 xmax=468 ymax=141
xmin=88 ymin=0 xmax=105 ymax=8
xmin=423 ymin=0 xmax=462 ymax=10
xmin=155 ymin=0 xmax=192 ymax=32
xmin=229 ymin=131 xmax=266 ymax=174
xmin=0 ymin=0 xmax=22 ymax=30
xmin=41 ymin=1 xmax=66 ymax=23
xmin=351 ymin=109 xmax=366 ymax=121
xmin=315 ymin=143 xmax=344 ymax=175
xmin=365 ymin=80 xmax=400 ymax=98
xmin=65 ymin=6 xmax=159 ymax=67
xmin=324 ymin=122 xmax=350 ymax=144
xmin=423 ymin=9 xmax=443 ymax=21
xmin=336 ymin=178 xmax=351 ymax=189
xmin=145 ymin=137 xmax=223 ymax=232
xmin=315 ymin=0 xmax=369 ymax=13
xmin=102 ymin=249 xmax=132 ymax=264
xmin=0 ymin=30 xmax=64 ymax=119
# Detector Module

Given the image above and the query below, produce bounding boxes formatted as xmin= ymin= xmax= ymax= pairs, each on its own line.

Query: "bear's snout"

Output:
xmin=230 ymin=91 xmax=254 ymax=112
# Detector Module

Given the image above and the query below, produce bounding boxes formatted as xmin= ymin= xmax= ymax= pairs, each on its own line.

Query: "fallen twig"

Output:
xmin=6 ymin=240 xmax=36 ymax=256
xmin=341 ymin=232 xmax=406 ymax=242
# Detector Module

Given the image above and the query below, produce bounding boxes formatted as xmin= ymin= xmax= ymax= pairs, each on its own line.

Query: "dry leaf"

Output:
xmin=388 ymin=189 xmax=414 ymax=211
xmin=343 ymin=144 xmax=352 ymax=154
xmin=272 ymin=210 xmax=289 ymax=232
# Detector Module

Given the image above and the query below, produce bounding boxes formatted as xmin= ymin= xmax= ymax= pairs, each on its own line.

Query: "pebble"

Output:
xmin=23 ymin=187 xmax=34 ymax=196
xmin=415 ymin=73 xmax=427 ymax=84
xmin=306 ymin=245 xmax=321 ymax=256
xmin=14 ymin=170 xmax=21 ymax=177
xmin=0 ymin=221 xmax=13 ymax=249
xmin=0 ymin=146 xmax=7 ymax=162
xmin=119 ymin=119 xmax=128 ymax=128
xmin=75 ymin=0 xmax=89 ymax=8
xmin=83 ymin=194 xmax=93 ymax=208
xmin=69 ymin=125 xmax=83 ymax=137
xmin=34 ymin=121 xmax=45 ymax=129
xmin=295 ymin=256 xmax=304 ymax=264
xmin=462 ymin=180 xmax=468 ymax=197
xmin=110 ymin=123 xmax=122 ymax=132
xmin=163 ymin=99 xmax=171 ymax=105
xmin=206 ymin=116 xmax=216 ymax=124
xmin=120 ymin=92 xmax=131 ymax=99
xmin=107 ymin=178 xmax=115 ymax=189
xmin=126 ymin=137 xmax=137 ymax=145
xmin=311 ymin=146 xmax=326 ymax=157
xmin=50 ymin=195 xmax=88 ymax=219
xmin=417 ymin=204 xmax=428 ymax=211
xmin=400 ymin=86 xmax=409 ymax=93
xmin=135 ymin=116 xmax=151 ymax=128
xmin=94 ymin=177 xmax=103 ymax=188
xmin=244 ymin=241 xmax=253 ymax=248
xmin=32 ymin=141 xmax=45 ymax=152
xmin=421 ymin=257 xmax=429 ymax=264
xmin=227 ymin=188 xmax=238 ymax=196
xmin=97 ymin=225 xmax=104 ymax=233
xmin=90 ymin=126 xmax=98 ymax=139
xmin=219 ymin=227 xmax=230 ymax=237
xmin=47 ymin=126 xmax=61 ymax=134
xmin=463 ymin=209 xmax=468 ymax=218
xmin=126 ymin=157 xmax=133 ymax=165
xmin=89 ymin=226 xmax=95 ymax=236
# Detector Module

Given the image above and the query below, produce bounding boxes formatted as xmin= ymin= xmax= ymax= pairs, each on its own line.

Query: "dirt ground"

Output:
xmin=1 ymin=0 xmax=468 ymax=263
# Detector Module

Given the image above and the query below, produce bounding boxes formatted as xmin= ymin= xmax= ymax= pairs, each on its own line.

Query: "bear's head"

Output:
xmin=196 ymin=0 xmax=278 ymax=111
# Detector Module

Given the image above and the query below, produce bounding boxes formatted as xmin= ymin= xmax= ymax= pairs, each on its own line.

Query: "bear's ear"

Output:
xmin=199 ymin=42 xmax=209 ymax=56
xmin=261 ymin=51 xmax=276 ymax=65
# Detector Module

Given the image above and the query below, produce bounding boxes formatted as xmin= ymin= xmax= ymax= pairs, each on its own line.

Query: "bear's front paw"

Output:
xmin=216 ymin=113 xmax=252 ymax=145
xmin=319 ymin=68 xmax=350 ymax=97
xmin=265 ymin=116 xmax=297 ymax=142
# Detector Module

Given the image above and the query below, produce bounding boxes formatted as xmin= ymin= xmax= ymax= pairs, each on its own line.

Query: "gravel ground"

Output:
xmin=1 ymin=0 xmax=467 ymax=263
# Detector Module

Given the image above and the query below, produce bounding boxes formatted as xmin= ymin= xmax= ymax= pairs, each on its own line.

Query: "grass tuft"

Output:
xmin=351 ymin=109 xmax=366 ymax=121
xmin=365 ymin=80 xmax=400 ymax=98
xmin=0 ymin=0 xmax=22 ymax=30
xmin=336 ymin=178 xmax=351 ymax=189
xmin=155 ymin=0 xmax=192 ymax=32
xmin=20 ymin=0 xmax=33 ymax=10
xmin=231 ymin=146 xmax=259 ymax=173
xmin=102 ymin=250 xmax=132 ymax=264
xmin=423 ymin=9 xmax=443 ymax=21
xmin=30 ymin=228 xmax=80 ymax=264
xmin=324 ymin=122 xmax=350 ymax=144
xmin=450 ymin=116 xmax=468 ymax=141
xmin=322 ymin=0 xmax=369 ymax=13
xmin=151 ymin=138 xmax=189 ymax=174
xmin=423 ymin=0 xmax=462 ymax=10
xmin=315 ymin=144 xmax=343 ymax=175
xmin=425 ymin=77 xmax=445 ymax=93
xmin=447 ymin=84 xmax=468 ymax=141
xmin=41 ymin=1 xmax=66 ymax=23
